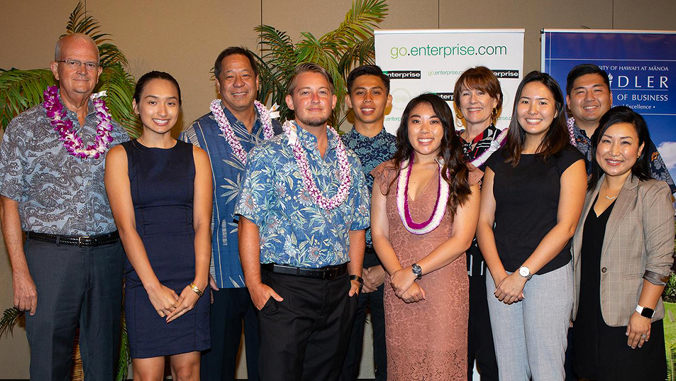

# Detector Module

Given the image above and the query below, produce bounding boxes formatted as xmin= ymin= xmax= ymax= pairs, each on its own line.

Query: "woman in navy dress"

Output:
xmin=105 ymin=71 xmax=212 ymax=380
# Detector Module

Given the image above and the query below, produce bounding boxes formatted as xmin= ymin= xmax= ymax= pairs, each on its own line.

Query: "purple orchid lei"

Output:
xmin=396 ymin=153 xmax=450 ymax=235
xmin=283 ymin=120 xmax=351 ymax=210
xmin=210 ymin=99 xmax=275 ymax=165
xmin=42 ymin=86 xmax=113 ymax=159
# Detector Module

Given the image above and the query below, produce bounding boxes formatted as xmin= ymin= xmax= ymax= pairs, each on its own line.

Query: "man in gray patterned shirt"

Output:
xmin=0 ymin=34 xmax=129 ymax=380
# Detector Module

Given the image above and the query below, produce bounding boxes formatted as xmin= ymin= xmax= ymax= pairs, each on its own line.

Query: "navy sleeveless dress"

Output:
xmin=122 ymin=139 xmax=210 ymax=358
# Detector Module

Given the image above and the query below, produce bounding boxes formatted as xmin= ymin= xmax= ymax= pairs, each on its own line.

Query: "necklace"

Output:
xmin=397 ymin=153 xmax=450 ymax=234
xmin=210 ymin=99 xmax=275 ymax=165
xmin=43 ymin=86 xmax=113 ymax=159
xmin=282 ymin=120 xmax=351 ymax=210
xmin=605 ymin=194 xmax=617 ymax=200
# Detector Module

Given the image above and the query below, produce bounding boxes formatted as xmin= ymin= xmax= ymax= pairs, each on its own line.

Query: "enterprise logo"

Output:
xmin=384 ymin=70 xmax=421 ymax=80
xmin=435 ymin=92 xmax=454 ymax=102
xmin=492 ymin=70 xmax=520 ymax=79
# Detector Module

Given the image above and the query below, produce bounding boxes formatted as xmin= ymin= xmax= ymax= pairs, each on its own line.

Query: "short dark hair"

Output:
xmin=503 ymin=71 xmax=569 ymax=166
xmin=133 ymin=71 xmax=182 ymax=105
xmin=565 ymin=63 xmax=610 ymax=96
xmin=287 ymin=63 xmax=335 ymax=95
xmin=588 ymin=106 xmax=653 ymax=191
xmin=346 ymin=65 xmax=390 ymax=94
xmin=214 ymin=46 xmax=258 ymax=80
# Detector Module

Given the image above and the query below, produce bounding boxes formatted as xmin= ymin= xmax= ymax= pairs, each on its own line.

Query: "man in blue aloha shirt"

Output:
xmin=339 ymin=65 xmax=395 ymax=381
xmin=565 ymin=64 xmax=675 ymax=193
xmin=235 ymin=62 xmax=371 ymax=381
xmin=180 ymin=47 xmax=282 ymax=381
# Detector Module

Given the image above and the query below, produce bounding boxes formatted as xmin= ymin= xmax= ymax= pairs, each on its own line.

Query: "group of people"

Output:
xmin=0 ymin=33 xmax=674 ymax=381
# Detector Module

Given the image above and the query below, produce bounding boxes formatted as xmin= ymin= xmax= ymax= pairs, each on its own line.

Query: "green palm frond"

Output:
xmin=64 ymin=2 xmax=110 ymax=44
xmin=254 ymin=0 xmax=387 ymax=127
xmin=337 ymin=37 xmax=376 ymax=78
xmin=97 ymin=63 xmax=141 ymax=138
xmin=321 ymin=0 xmax=387 ymax=50
xmin=115 ymin=312 xmax=131 ymax=381
xmin=98 ymin=43 xmax=129 ymax=68
xmin=256 ymin=25 xmax=296 ymax=63
xmin=0 ymin=308 xmax=23 ymax=338
xmin=63 ymin=2 xmax=128 ymax=69
xmin=0 ymin=69 xmax=56 ymax=130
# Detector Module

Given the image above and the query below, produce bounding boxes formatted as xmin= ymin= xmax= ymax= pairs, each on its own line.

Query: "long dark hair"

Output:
xmin=504 ymin=71 xmax=569 ymax=166
xmin=588 ymin=106 xmax=653 ymax=191
xmin=389 ymin=93 xmax=472 ymax=220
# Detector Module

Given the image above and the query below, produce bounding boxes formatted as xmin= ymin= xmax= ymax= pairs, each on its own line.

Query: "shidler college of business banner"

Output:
xmin=542 ymin=29 xmax=676 ymax=179
xmin=375 ymin=29 xmax=525 ymax=133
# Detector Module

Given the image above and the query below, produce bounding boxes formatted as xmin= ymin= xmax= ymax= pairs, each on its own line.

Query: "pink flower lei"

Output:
xmin=210 ymin=99 xmax=275 ymax=165
xmin=42 ymin=86 xmax=114 ymax=159
xmin=282 ymin=120 xmax=351 ymax=210
xmin=396 ymin=153 xmax=450 ymax=234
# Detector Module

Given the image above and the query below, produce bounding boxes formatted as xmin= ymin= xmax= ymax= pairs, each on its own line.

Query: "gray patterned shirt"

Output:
xmin=0 ymin=96 xmax=129 ymax=235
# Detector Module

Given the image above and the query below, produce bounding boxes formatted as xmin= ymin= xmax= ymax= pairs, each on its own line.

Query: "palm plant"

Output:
xmin=254 ymin=0 xmax=388 ymax=128
xmin=0 ymin=2 xmax=136 ymax=380
xmin=0 ymin=1 xmax=140 ymax=137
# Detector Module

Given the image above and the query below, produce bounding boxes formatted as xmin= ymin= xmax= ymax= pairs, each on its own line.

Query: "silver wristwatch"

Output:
xmin=411 ymin=263 xmax=423 ymax=280
xmin=518 ymin=266 xmax=533 ymax=281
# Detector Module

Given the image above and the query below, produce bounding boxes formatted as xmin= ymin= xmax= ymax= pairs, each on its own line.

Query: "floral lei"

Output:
xmin=42 ymin=86 xmax=113 ymax=159
xmin=468 ymin=127 xmax=509 ymax=168
xmin=283 ymin=120 xmax=351 ymax=210
xmin=397 ymin=153 xmax=450 ymax=235
xmin=566 ymin=117 xmax=578 ymax=147
xmin=210 ymin=99 xmax=275 ymax=165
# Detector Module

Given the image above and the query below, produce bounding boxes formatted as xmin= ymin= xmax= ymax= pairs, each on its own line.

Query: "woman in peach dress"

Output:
xmin=371 ymin=94 xmax=481 ymax=380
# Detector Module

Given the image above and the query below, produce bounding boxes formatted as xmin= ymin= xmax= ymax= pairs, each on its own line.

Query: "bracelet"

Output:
xmin=189 ymin=283 xmax=204 ymax=297
xmin=349 ymin=275 xmax=364 ymax=286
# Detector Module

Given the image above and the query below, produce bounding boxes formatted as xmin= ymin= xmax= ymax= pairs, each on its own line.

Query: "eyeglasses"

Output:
xmin=56 ymin=59 xmax=99 ymax=70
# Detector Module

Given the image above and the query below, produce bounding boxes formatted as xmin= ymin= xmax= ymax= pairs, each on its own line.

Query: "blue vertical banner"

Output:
xmin=542 ymin=30 xmax=676 ymax=178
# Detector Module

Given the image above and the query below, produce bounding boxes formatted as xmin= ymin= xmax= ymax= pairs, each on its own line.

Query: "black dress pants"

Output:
xmin=201 ymin=287 xmax=259 ymax=381
xmin=339 ymin=251 xmax=386 ymax=381
xmin=467 ymin=244 xmax=498 ymax=381
xmin=24 ymin=239 xmax=124 ymax=381
xmin=258 ymin=269 xmax=358 ymax=381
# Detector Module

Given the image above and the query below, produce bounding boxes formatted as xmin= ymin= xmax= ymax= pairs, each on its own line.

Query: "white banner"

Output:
xmin=375 ymin=29 xmax=525 ymax=133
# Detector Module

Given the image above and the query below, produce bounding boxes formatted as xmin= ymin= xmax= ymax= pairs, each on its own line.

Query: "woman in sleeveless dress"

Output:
xmin=371 ymin=94 xmax=481 ymax=380
xmin=105 ymin=71 xmax=212 ymax=380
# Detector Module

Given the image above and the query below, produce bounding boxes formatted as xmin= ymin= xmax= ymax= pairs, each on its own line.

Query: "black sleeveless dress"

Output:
xmin=573 ymin=198 xmax=666 ymax=380
xmin=122 ymin=139 xmax=210 ymax=358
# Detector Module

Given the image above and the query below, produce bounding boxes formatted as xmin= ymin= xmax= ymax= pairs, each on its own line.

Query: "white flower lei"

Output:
xmin=283 ymin=120 xmax=351 ymax=210
xmin=396 ymin=155 xmax=450 ymax=235
xmin=210 ymin=99 xmax=276 ymax=165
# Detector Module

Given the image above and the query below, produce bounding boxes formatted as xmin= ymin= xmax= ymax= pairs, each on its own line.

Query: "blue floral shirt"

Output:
xmin=179 ymin=103 xmax=282 ymax=288
xmin=0 ymin=97 xmax=128 ymax=235
xmin=234 ymin=122 xmax=371 ymax=268
xmin=341 ymin=127 xmax=396 ymax=247
xmin=572 ymin=121 xmax=676 ymax=194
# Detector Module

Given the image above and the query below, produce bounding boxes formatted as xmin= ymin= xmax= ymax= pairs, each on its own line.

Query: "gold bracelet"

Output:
xmin=189 ymin=283 xmax=204 ymax=297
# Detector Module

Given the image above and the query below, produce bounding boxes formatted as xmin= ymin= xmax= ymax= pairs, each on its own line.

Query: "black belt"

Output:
xmin=26 ymin=231 xmax=120 ymax=247
xmin=261 ymin=263 xmax=348 ymax=280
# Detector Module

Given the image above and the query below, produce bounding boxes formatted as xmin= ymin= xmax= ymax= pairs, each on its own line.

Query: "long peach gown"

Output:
xmin=372 ymin=161 xmax=481 ymax=380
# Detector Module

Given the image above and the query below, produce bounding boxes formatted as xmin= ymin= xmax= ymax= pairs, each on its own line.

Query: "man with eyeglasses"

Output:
xmin=0 ymin=33 xmax=129 ymax=379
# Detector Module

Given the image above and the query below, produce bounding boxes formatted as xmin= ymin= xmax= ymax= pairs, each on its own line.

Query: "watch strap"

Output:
xmin=411 ymin=263 xmax=423 ymax=280
xmin=636 ymin=305 xmax=655 ymax=318
xmin=349 ymin=275 xmax=364 ymax=285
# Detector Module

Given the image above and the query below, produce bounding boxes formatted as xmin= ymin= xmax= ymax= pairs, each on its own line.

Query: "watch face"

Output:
xmin=519 ymin=267 xmax=529 ymax=277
